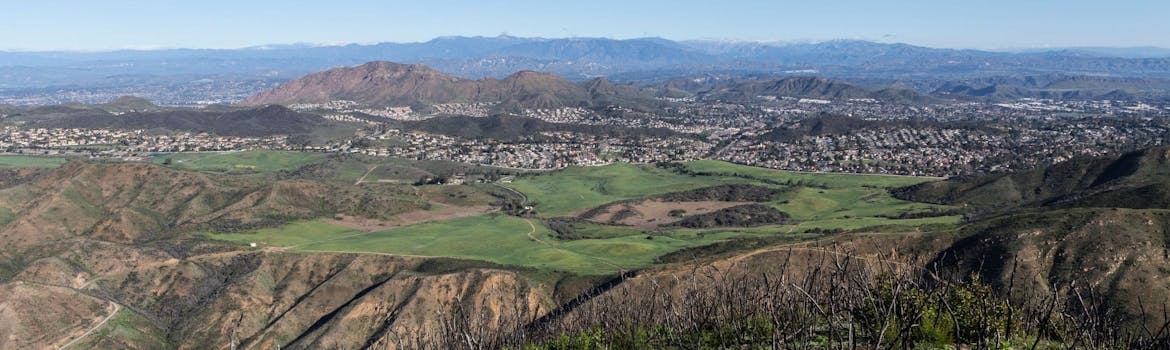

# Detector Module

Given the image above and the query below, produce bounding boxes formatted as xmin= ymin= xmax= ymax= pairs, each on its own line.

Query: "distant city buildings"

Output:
xmin=2 ymin=97 xmax=1168 ymax=177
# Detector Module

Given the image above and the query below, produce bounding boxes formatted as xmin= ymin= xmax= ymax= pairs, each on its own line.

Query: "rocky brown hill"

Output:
xmin=241 ymin=61 xmax=658 ymax=111
xmin=0 ymin=161 xmax=552 ymax=349
xmin=243 ymin=62 xmax=479 ymax=107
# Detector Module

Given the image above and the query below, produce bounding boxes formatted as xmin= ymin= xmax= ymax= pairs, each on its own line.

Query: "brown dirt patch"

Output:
xmin=586 ymin=200 xmax=750 ymax=229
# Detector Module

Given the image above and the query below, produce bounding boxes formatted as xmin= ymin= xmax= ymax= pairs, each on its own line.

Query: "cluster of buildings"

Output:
xmin=0 ymin=127 xmax=286 ymax=156
xmin=715 ymin=117 xmax=1168 ymax=176
xmin=290 ymin=101 xmax=416 ymax=120
xmin=521 ymin=106 xmax=730 ymax=134
xmin=0 ymin=80 xmax=273 ymax=106
xmin=293 ymin=100 xmax=495 ymax=120
xmin=433 ymin=102 xmax=493 ymax=117
xmin=5 ymin=94 xmax=1170 ymax=177
xmin=353 ymin=129 xmax=714 ymax=169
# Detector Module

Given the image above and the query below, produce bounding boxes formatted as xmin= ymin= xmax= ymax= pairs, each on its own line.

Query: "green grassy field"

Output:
xmin=210 ymin=160 xmax=961 ymax=276
xmin=506 ymin=163 xmax=757 ymax=216
xmin=0 ymin=155 xmax=68 ymax=168
xmin=153 ymin=150 xmax=325 ymax=174
xmin=207 ymin=221 xmax=356 ymax=247
xmin=210 ymin=214 xmax=811 ymax=275
xmin=772 ymin=187 xmax=950 ymax=221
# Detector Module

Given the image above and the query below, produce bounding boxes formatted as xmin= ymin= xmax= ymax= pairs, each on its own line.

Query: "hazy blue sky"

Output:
xmin=2 ymin=0 xmax=1167 ymax=51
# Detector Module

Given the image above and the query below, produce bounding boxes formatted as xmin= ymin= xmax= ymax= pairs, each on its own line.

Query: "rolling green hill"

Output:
xmin=7 ymin=150 xmax=1170 ymax=347
xmin=895 ymin=146 xmax=1170 ymax=209
xmin=200 ymin=161 xmax=959 ymax=276
xmin=880 ymin=147 xmax=1170 ymax=330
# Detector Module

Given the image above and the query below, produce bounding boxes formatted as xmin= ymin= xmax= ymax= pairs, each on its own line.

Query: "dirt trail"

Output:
xmin=354 ymin=165 xmax=378 ymax=185
xmin=11 ymin=280 xmax=123 ymax=350
xmin=57 ymin=301 xmax=120 ymax=349
xmin=325 ymin=204 xmax=492 ymax=232
xmin=293 ymin=250 xmax=441 ymax=259
xmin=524 ymin=219 xmax=551 ymax=247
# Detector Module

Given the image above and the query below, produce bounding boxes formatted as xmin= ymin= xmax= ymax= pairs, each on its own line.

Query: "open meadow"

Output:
xmin=0 ymin=155 xmax=68 ymax=168
xmin=208 ymin=160 xmax=959 ymax=275
xmin=152 ymin=150 xmax=325 ymax=174
xmin=504 ymin=163 xmax=757 ymax=216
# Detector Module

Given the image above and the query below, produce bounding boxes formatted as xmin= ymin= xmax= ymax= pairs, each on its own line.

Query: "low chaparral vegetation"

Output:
xmin=420 ymin=247 xmax=1170 ymax=350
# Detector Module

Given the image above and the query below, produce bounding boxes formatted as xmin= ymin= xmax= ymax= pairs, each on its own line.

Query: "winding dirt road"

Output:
xmin=57 ymin=301 xmax=120 ymax=349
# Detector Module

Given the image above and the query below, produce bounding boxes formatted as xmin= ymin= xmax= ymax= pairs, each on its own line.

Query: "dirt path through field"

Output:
xmin=57 ymin=301 xmax=119 ymax=349
xmin=524 ymin=219 xmax=552 ymax=247
xmin=10 ymin=280 xmax=123 ymax=350
xmin=354 ymin=165 xmax=378 ymax=185
xmin=293 ymin=250 xmax=442 ymax=259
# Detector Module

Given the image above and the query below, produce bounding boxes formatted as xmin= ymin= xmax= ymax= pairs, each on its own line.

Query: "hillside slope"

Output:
xmin=0 ymin=161 xmax=553 ymax=349
xmin=241 ymin=61 xmax=660 ymax=111
xmin=894 ymin=146 xmax=1170 ymax=209
xmin=0 ymin=161 xmax=421 ymax=259
xmin=882 ymin=147 xmax=1170 ymax=329
xmin=691 ymin=76 xmax=935 ymax=103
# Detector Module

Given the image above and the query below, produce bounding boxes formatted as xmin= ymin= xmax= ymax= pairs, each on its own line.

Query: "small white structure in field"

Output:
xmin=249 ymin=242 xmax=258 ymax=248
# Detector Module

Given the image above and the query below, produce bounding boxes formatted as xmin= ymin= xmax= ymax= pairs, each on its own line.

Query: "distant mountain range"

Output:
xmin=666 ymin=75 xmax=938 ymax=103
xmin=1011 ymin=46 xmax=1170 ymax=59
xmin=3 ymin=36 xmax=1170 ymax=96
xmin=930 ymin=74 xmax=1170 ymax=101
xmin=244 ymin=60 xmax=1170 ymax=109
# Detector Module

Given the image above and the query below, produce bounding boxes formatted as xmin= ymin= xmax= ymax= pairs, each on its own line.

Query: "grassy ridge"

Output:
xmin=506 ymin=163 xmax=757 ymax=216
xmin=773 ymin=187 xmax=950 ymax=220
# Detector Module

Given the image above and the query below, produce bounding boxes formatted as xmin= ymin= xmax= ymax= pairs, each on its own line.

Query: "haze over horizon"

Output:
xmin=2 ymin=0 xmax=1169 ymax=52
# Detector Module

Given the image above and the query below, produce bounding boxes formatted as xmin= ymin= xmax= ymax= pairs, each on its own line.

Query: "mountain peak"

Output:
xmin=241 ymin=61 xmax=470 ymax=106
xmin=356 ymin=61 xmax=445 ymax=77
xmin=502 ymin=70 xmax=561 ymax=81
xmin=242 ymin=61 xmax=659 ymax=110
